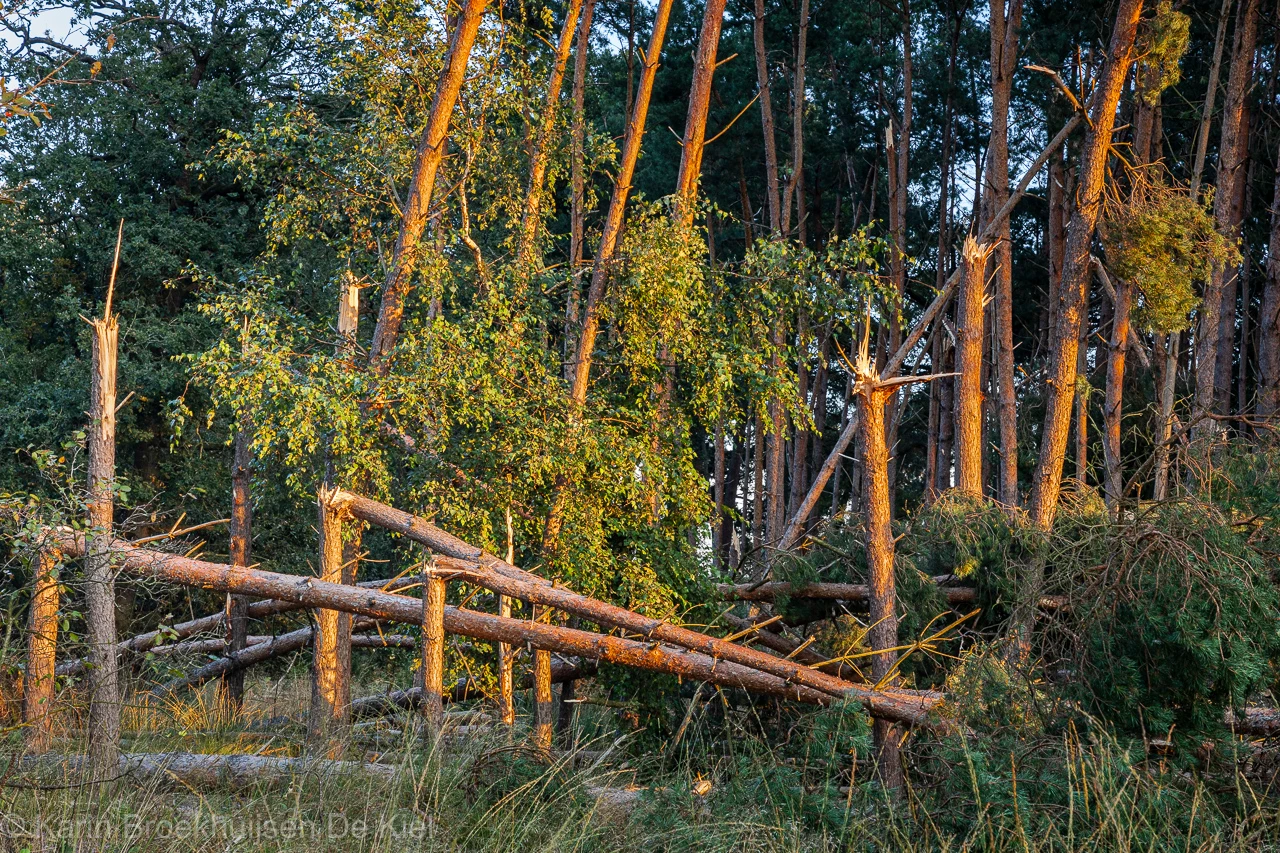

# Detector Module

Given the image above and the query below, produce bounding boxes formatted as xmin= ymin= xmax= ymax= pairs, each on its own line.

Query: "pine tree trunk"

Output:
xmin=566 ymin=0 xmax=595 ymax=340
xmin=1102 ymin=271 xmax=1132 ymax=517
xmin=955 ymin=238 xmax=992 ymax=496
xmin=368 ymin=0 xmax=488 ymax=372
xmin=23 ymin=547 xmax=60 ymax=755
xmin=1259 ymin=140 xmax=1280 ymax=418
xmin=310 ymin=488 xmax=351 ymax=743
xmin=86 ymin=311 xmax=121 ymax=777
xmin=516 ymin=0 xmax=586 ymax=269
xmin=986 ymin=0 xmax=1023 ymax=506
xmin=1193 ymin=0 xmax=1258 ymax=440
xmin=420 ymin=570 xmax=447 ymax=734
xmin=1153 ymin=332 xmax=1181 ymax=498
xmin=222 ymin=428 xmax=252 ymax=712
xmin=1191 ymin=0 xmax=1236 ymax=200
xmin=674 ymin=0 xmax=729 ymax=223
xmin=1027 ymin=0 xmax=1143 ymax=530
xmin=752 ymin=0 xmax=782 ymax=231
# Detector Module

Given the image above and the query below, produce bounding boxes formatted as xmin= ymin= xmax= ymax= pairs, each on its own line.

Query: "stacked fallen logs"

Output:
xmin=49 ymin=530 xmax=942 ymax=728
xmin=327 ymin=491 xmax=941 ymax=725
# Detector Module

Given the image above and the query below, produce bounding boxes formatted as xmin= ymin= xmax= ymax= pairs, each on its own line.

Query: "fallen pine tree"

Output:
xmin=328 ymin=490 xmax=935 ymax=712
xmin=48 ymin=530 xmax=942 ymax=727
xmin=717 ymin=580 xmax=1067 ymax=610
xmin=15 ymin=751 xmax=398 ymax=790
xmin=351 ymin=658 xmax=597 ymax=718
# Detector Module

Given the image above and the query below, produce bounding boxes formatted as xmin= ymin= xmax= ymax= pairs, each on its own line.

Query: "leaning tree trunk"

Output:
xmin=1021 ymin=0 xmax=1144 ymax=655
xmin=86 ymin=301 xmax=121 ymax=778
xmin=565 ymin=0 xmax=596 ymax=340
xmin=22 ymin=547 xmax=60 ymax=755
xmin=367 ymin=0 xmax=489 ymax=372
xmin=673 ymin=0 xmax=729 ymax=224
xmin=515 ymin=0 xmax=586 ymax=270
xmin=955 ymin=238 xmax=993 ymax=496
xmin=1192 ymin=0 xmax=1258 ymax=443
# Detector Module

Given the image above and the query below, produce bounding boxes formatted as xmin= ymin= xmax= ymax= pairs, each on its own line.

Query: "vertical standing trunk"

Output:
xmin=751 ymin=416 xmax=764 ymax=551
xmin=986 ymin=0 xmax=1024 ymax=506
xmin=86 ymin=303 xmax=121 ymax=776
xmin=781 ymin=0 xmax=810 ymax=235
xmin=954 ymin=238 xmax=992 ymax=496
xmin=420 ymin=568 xmax=447 ymax=733
xmin=566 ymin=0 xmax=596 ymax=340
xmin=857 ymin=372 xmax=903 ymax=791
xmin=713 ymin=422 xmax=726 ymax=566
xmin=310 ymin=488 xmax=351 ymax=743
xmin=752 ymin=0 xmax=782 ymax=231
xmin=533 ymin=610 xmax=554 ymax=751
xmin=1193 ymin=0 xmax=1258 ymax=440
xmin=1153 ymin=332 xmax=1181 ymax=498
xmin=515 ymin=0 xmax=587 ymax=269
xmin=497 ymin=508 xmax=516 ymax=726
xmin=367 ymin=0 xmax=488 ymax=372
xmin=1027 ymin=0 xmax=1143 ymax=530
xmin=1101 ymin=264 xmax=1131 ymax=517
xmin=222 ymin=427 xmax=252 ymax=712
xmin=1259 ymin=140 xmax=1280 ymax=418
xmin=674 ymin=0 xmax=729 ymax=224
xmin=935 ymin=341 xmax=955 ymax=493
xmin=1073 ymin=284 xmax=1091 ymax=484
xmin=884 ymin=9 xmax=913 ymax=501
xmin=23 ymin=547 xmax=60 ymax=755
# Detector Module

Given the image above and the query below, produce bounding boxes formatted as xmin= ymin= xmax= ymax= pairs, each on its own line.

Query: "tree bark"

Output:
xmin=222 ymin=427 xmax=252 ymax=712
xmin=566 ymin=0 xmax=596 ymax=340
xmin=515 ymin=0 xmax=586 ymax=269
xmin=1191 ymin=0 xmax=1236 ymax=200
xmin=498 ymin=506 xmax=516 ymax=726
xmin=51 ymin=532 xmax=949 ymax=722
xmin=1192 ymin=0 xmax=1257 ymax=441
xmin=1259 ymin=141 xmax=1280 ymax=417
xmin=1152 ymin=332 xmax=1181 ymax=498
xmin=310 ymin=487 xmax=351 ymax=741
xmin=420 ymin=568 xmax=447 ymax=733
xmin=1101 ymin=263 xmax=1132 ymax=517
xmin=781 ymin=0 xmax=809 ymax=235
xmin=751 ymin=0 xmax=782 ymax=231
xmin=22 ymin=547 xmax=60 ymax=755
xmin=367 ymin=0 xmax=488 ymax=372
xmin=674 ymin=0 xmax=729 ymax=224
xmin=985 ymin=0 xmax=1023 ymax=506
xmin=327 ymin=491 xmax=937 ymax=718
xmin=955 ymin=238 xmax=993 ymax=496
xmin=86 ymin=310 xmax=121 ymax=777
xmin=1027 ymin=0 xmax=1143 ymax=531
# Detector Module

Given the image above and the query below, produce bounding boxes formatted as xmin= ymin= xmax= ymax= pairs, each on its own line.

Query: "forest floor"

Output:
xmin=4 ymin=670 xmax=1280 ymax=852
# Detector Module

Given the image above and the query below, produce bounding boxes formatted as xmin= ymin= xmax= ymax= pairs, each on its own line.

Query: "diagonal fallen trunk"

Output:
xmin=329 ymin=491 xmax=928 ymax=714
xmin=49 ymin=531 xmax=941 ymax=727
xmin=352 ymin=659 xmax=596 ymax=719
xmin=17 ymin=752 xmax=398 ymax=790
xmin=720 ymin=613 xmax=863 ymax=683
xmin=717 ymin=581 xmax=1066 ymax=611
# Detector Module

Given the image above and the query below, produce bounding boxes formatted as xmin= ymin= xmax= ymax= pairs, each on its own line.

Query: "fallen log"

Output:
xmin=351 ymin=658 xmax=597 ymax=719
xmin=329 ymin=491 xmax=932 ymax=716
xmin=16 ymin=751 xmax=397 ymax=790
xmin=49 ymin=532 xmax=941 ymax=727
xmin=56 ymin=576 xmax=419 ymax=677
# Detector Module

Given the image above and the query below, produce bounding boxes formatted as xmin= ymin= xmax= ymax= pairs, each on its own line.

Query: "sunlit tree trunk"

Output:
xmin=310 ymin=488 xmax=351 ymax=745
xmin=368 ymin=0 xmax=488 ymax=372
xmin=955 ymin=238 xmax=992 ymax=496
xmin=674 ymin=0 xmax=729 ymax=224
xmin=22 ymin=548 xmax=60 ymax=755
xmin=566 ymin=0 xmax=596 ymax=341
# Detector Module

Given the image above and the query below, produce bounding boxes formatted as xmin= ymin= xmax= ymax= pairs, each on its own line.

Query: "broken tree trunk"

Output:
xmin=367 ymin=0 xmax=489 ymax=372
xmin=85 ymin=249 xmax=122 ymax=777
xmin=311 ymin=487 xmax=353 ymax=740
xmin=223 ymin=423 xmax=252 ymax=712
xmin=50 ymin=532 xmax=942 ymax=727
xmin=22 ymin=546 xmax=61 ymax=755
xmin=331 ymin=490 xmax=935 ymax=715
xmin=955 ymin=237 xmax=994 ymax=497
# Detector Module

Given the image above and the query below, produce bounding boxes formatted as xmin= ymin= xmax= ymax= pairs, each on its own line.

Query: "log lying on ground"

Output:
xmin=49 ymin=531 xmax=941 ymax=727
xmin=352 ymin=659 xmax=597 ymax=719
xmin=329 ymin=491 xmax=933 ymax=716
xmin=57 ymin=576 xmax=418 ymax=677
xmin=721 ymin=614 xmax=863 ymax=683
xmin=18 ymin=752 xmax=397 ymax=790
xmin=718 ymin=581 xmax=1067 ymax=611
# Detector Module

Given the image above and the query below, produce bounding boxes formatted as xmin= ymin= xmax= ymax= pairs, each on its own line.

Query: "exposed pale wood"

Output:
xmin=421 ymin=569 xmax=447 ymax=732
xmin=310 ymin=487 xmax=351 ymax=740
xmin=955 ymin=237 xmax=994 ymax=497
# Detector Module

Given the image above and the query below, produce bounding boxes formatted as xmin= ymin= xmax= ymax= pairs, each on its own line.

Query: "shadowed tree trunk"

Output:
xmin=985 ymin=0 xmax=1023 ymax=506
xmin=566 ymin=0 xmax=596 ymax=339
xmin=86 ymin=282 xmax=121 ymax=777
xmin=22 ymin=547 xmax=60 ymax=755
xmin=1192 ymin=0 xmax=1235 ymax=200
xmin=222 ymin=425 xmax=251 ymax=713
xmin=1260 ymin=140 xmax=1280 ymax=418
xmin=1099 ymin=261 xmax=1131 ymax=517
xmin=367 ymin=0 xmax=489 ymax=372
xmin=1192 ymin=0 xmax=1258 ymax=442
